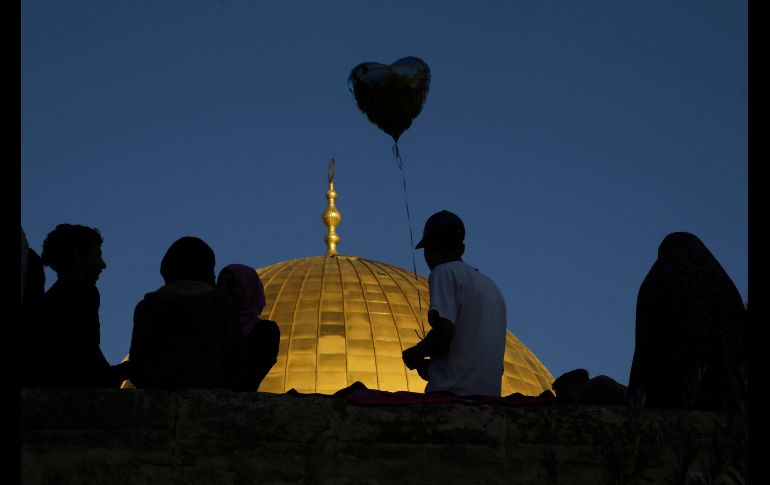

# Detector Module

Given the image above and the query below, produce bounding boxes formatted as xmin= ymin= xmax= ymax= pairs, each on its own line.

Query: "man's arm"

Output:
xmin=402 ymin=309 xmax=455 ymax=370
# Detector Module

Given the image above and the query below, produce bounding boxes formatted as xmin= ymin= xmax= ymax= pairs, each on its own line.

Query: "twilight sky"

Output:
xmin=21 ymin=1 xmax=747 ymax=387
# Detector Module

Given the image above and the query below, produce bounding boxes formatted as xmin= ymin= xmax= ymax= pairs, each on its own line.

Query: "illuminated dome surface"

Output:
xmin=256 ymin=254 xmax=554 ymax=396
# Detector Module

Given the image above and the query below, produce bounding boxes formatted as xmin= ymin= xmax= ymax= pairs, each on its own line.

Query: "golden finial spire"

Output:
xmin=322 ymin=158 xmax=341 ymax=256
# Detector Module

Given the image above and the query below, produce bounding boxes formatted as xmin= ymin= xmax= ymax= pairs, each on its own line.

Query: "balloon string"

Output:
xmin=392 ymin=142 xmax=426 ymax=340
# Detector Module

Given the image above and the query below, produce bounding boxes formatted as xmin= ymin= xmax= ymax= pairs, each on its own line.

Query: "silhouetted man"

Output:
xmin=34 ymin=224 xmax=127 ymax=387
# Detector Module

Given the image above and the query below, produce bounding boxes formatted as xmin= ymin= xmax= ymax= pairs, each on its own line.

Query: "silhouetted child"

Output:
xmin=35 ymin=224 xmax=128 ymax=387
xmin=217 ymin=264 xmax=280 ymax=391
xmin=129 ymin=236 xmax=244 ymax=389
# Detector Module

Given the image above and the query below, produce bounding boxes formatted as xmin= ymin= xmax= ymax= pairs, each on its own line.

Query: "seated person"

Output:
xmin=217 ymin=264 xmax=280 ymax=391
xmin=628 ymin=232 xmax=747 ymax=412
xmin=35 ymin=224 xmax=128 ymax=387
xmin=20 ymin=246 xmax=46 ymax=386
xmin=129 ymin=237 xmax=244 ymax=390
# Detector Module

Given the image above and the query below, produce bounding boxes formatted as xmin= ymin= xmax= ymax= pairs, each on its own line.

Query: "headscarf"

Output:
xmin=221 ymin=263 xmax=266 ymax=336
xmin=160 ymin=236 xmax=216 ymax=287
xmin=629 ymin=231 xmax=747 ymax=411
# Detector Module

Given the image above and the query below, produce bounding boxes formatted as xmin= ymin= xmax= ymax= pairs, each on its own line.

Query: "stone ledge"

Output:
xmin=21 ymin=388 xmax=748 ymax=485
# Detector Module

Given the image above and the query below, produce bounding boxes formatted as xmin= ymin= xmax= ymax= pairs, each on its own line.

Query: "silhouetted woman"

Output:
xmin=628 ymin=232 xmax=747 ymax=411
xmin=217 ymin=264 xmax=280 ymax=391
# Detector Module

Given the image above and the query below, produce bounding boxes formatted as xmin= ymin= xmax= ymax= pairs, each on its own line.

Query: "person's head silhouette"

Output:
xmin=41 ymin=224 xmax=106 ymax=285
xmin=160 ymin=236 xmax=216 ymax=287
xmin=415 ymin=210 xmax=466 ymax=270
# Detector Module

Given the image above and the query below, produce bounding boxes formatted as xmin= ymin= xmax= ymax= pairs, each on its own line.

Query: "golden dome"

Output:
xmin=256 ymin=254 xmax=554 ymax=396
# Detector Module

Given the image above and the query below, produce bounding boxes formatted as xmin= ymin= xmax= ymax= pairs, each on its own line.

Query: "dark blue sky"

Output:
xmin=22 ymin=1 xmax=747 ymax=386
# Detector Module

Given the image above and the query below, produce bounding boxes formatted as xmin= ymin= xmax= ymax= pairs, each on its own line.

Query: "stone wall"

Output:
xmin=21 ymin=389 xmax=747 ymax=485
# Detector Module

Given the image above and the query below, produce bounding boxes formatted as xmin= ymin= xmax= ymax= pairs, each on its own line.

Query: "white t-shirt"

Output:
xmin=425 ymin=260 xmax=507 ymax=396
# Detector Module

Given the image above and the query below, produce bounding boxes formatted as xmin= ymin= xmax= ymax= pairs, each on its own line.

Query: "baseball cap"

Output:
xmin=415 ymin=210 xmax=465 ymax=249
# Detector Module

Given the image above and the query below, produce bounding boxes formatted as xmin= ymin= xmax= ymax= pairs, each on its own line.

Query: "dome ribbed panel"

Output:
xmin=255 ymin=255 xmax=554 ymax=396
xmin=501 ymin=332 xmax=555 ymax=396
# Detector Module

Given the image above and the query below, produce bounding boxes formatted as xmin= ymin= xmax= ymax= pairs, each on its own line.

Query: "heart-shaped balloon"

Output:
xmin=348 ymin=56 xmax=431 ymax=143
